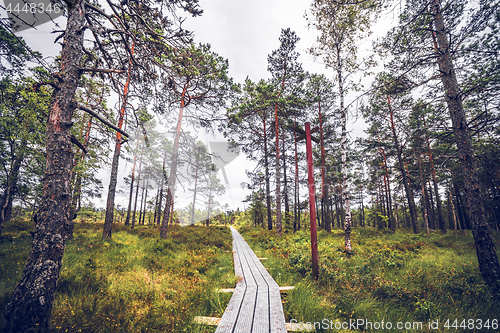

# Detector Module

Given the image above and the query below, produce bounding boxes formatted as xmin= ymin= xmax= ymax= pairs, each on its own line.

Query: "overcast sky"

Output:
xmin=2 ymin=0 xmax=392 ymax=220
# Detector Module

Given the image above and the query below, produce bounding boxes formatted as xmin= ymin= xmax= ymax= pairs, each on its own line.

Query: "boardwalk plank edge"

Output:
xmin=216 ymin=286 xmax=295 ymax=293
xmin=193 ymin=317 xmax=314 ymax=332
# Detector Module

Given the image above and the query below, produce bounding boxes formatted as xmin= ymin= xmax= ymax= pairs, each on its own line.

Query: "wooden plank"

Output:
xmin=269 ymin=286 xmax=287 ymax=332
xmin=193 ymin=316 xmax=221 ymax=326
xmin=232 ymin=285 xmax=257 ymax=332
xmin=216 ymin=288 xmax=235 ymax=293
xmin=215 ymin=228 xmax=246 ymax=333
xmin=215 ymin=227 xmax=287 ymax=332
xmin=231 ymin=228 xmax=244 ymax=280
xmin=252 ymin=287 xmax=270 ymax=333
xmin=232 ymin=232 xmax=259 ymax=332
xmin=214 ymin=285 xmax=245 ymax=333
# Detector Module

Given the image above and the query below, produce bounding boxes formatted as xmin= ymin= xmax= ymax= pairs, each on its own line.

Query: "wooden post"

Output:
xmin=290 ymin=122 xmax=320 ymax=280
xmin=305 ymin=122 xmax=319 ymax=280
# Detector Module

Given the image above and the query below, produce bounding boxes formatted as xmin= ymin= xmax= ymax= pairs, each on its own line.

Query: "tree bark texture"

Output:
xmin=4 ymin=0 xmax=86 ymax=330
xmin=432 ymin=0 xmax=500 ymax=290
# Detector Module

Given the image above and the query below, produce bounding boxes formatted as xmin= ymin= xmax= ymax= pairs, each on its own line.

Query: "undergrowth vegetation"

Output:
xmin=240 ymin=226 xmax=500 ymax=332
xmin=1 ymin=218 xmax=235 ymax=332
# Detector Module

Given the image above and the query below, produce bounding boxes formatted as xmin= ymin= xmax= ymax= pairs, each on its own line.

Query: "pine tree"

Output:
xmin=307 ymin=0 xmax=379 ymax=251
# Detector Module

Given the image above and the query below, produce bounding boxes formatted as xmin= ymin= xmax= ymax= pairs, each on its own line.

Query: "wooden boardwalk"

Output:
xmin=215 ymin=227 xmax=287 ymax=333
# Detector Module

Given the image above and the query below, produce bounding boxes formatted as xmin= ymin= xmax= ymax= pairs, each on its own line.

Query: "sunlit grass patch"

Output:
xmin=0 ymin=220 xmax=233 ymax=332
xmin=240 ymin=225 xmax=500 ymax=333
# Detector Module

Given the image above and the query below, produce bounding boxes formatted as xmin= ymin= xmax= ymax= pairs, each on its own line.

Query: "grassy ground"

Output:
xmin=0 ymin=217 xmax=236 ymax=333
xmin=240 ymin=225 xmax=500 ymax=333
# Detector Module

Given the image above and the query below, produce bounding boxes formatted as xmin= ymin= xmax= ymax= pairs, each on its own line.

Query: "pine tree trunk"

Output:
xmin=274 ymin=102 xmax=282 ymax=236
xmin=448 ymin=187 xmax=459 ymax=232
xmin=156 ymin=152 xmax=167 ymax=225
xmin=335 ymin=189 xmax=341 ymax=228
xmin=141 ymin=174 xmax=150 ymax=225
xmin=164 ymin=85 xmax=187 ymax=230
xmin=318 ymin=101 xmax=331 ymax=232
xmin=423 ymin=115 xmax=446 ymax=233
xmin=206 ymin=188 xmax=212 ymax=227
xmin=263 ymin=115 xmax=272 ymax=230
xmin=418 ymin=152 xmax=430 ymax=234
xmin=132 ymin=153 xmax=143 ymax=229
xmin=427 ymin=178 xmax=436 ymax=230
xmin=103 ymin=42 xmax=134 ymax=240
xmin=70 ymin=116 xmax=92 ymax=225
xmin=190 ymin=150 xmax=200 ymax=225
xmin=282 ymin=132 xmax=290 ymax=231
xmin=138 ymin=179 xmax=145 ymax=225
xmin=0 ymin=141 xmax=25 ymax=236
xmin=160 ymin=189 xmax=172 ymax=238
xmin=453 ymin=181 xmax=467 ymax=231
xmin=338 ymin=66 xmax=352 ymax=251
xmin=293 ymin=119 xmax=299 ymax=232
xmin=380 ymin=145 xmax=395 ymax=231
xmin=432 ymin=0 xmax=500 ymax=290
xmin=4 ymin=0 xmax=85 ymax=330
xmin=153 ymin=189 xmax=159 ymax=225
xmin=388 ymin=97 xmax=419 ymax=233
xmin=360 ymin=184 xmax=365 ymax=227
xmin=125 ymin=141 xmax=139 ymax=226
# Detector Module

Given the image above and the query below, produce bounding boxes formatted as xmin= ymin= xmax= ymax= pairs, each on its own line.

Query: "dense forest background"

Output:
xmin=0 ymin=0 xmax=499 ymax=331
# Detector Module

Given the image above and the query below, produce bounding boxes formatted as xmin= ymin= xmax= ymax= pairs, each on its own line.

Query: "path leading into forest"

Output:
xmin=215 ymin=226 xmax=287 ymax=332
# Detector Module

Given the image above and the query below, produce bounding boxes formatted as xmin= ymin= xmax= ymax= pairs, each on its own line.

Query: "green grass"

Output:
xmin=240 ymin=225 xmax=500 ymax=333
xmin=0 ymin=218 xmax=236 ymax=332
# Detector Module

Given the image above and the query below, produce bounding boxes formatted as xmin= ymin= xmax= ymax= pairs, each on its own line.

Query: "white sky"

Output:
xmin=2 ymin=0 xmax=393 ymax=220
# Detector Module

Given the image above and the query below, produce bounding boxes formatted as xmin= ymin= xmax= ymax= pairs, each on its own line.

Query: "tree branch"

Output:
xmin=70 ymin=135 xmax=88 ymax=154
xmin=81 ymin=68 xmax=125 ymax=74
xmin=77 ymin=104 xmax=130 ymax=138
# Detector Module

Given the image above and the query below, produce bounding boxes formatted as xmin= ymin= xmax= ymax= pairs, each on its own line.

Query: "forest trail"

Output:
xmin=215 ymin=227 xmax=287 ymax=332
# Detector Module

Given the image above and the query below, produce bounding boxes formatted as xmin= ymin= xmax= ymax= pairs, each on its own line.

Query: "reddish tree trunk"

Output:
xmin=263 ymin=115 xmax=272 ymax=230
xmin=274 ymin=101 xmax=282 ymax=236
xmin=163 ymin=85 xmax=187 ymax=234
xmin=103 ymin=42 xmax=135 ymax=239
xmin=293 ymin=118 xmax=299 ymax=232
